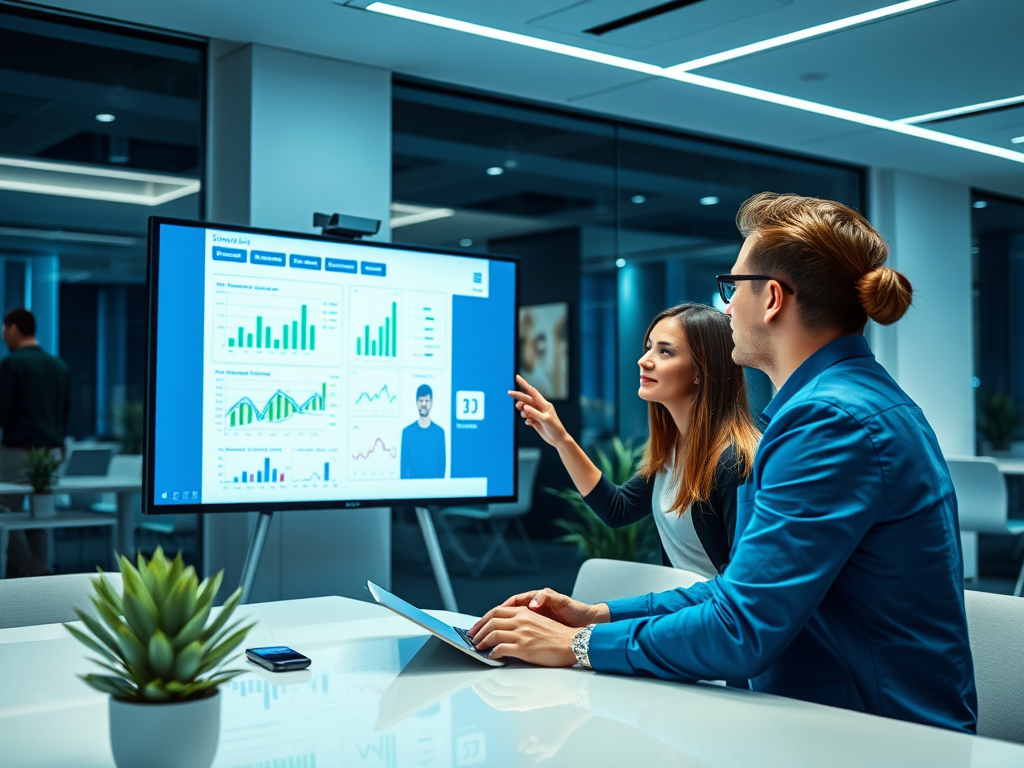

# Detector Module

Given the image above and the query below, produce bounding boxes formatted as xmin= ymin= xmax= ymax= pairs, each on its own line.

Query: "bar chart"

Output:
xmin=219 ymin=451 xmax=339 ymax=488
xmin=212 ymin=278 xmax=341 ymax=366
xmin=350 ymin=287 xmax=401 ymax=361
xmin=226 ymin=383 xmax=327 ymax=428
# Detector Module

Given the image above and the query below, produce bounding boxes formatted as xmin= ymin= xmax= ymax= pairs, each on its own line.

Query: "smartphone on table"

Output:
xmin=245 ymin=646 xmax=311 ymax=672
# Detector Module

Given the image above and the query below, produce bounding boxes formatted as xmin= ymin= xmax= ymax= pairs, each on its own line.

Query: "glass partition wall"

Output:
xmin=392 ymin=80 xmax=864 ymax=450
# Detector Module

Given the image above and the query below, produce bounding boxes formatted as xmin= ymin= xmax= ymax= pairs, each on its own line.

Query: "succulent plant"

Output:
xmin=65 ymin=548 xmax=254 ymax=702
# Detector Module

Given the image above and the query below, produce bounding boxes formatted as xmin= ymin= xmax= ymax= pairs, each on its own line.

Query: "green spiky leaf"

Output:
xmin=66 ymin=551 xmax=254 ymax=702
xmin=148 ymin=630 xmax=174 ymax=680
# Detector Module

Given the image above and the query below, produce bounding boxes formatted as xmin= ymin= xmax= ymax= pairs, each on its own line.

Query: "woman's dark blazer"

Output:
xmin=581 ymin=444 xmax=742 ymax=574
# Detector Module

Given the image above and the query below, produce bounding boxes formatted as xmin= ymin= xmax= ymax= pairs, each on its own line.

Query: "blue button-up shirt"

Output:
xmin=589 ymin=334 xmax=978 ymax=733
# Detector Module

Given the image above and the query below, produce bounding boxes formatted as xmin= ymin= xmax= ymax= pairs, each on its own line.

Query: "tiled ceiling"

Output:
xmin=20 ymin=0 xmax=1024 ymax=199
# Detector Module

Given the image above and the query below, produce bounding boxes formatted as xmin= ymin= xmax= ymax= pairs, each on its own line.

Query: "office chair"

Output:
xmin=571 ymin=557 xmax=706 ymax=605
xmin=439 ymin=447 xmax=542 ymax=577
xmin=0 ymin=572 xmax=123 ymax=629
xmin=946 ymin=456 xmax=1024 ymax=596
xmin=964 ymin=589 xmax=1024 ymax=743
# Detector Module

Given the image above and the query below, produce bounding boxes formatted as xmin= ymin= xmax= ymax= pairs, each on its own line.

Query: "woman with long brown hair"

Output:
xmin=511 ymin=302 xmax=760 ymax=577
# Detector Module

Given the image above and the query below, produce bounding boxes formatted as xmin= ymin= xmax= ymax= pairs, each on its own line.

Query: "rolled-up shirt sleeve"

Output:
xmin=588 ymin=400 xmax=883 ymax=682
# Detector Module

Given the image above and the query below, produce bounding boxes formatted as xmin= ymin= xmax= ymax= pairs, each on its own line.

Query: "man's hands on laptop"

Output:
xmin=469 ymin=588 xmax=611 ymax=666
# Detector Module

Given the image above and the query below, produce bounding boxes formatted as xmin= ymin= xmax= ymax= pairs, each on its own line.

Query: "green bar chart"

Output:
xmin=226 ymin=304 xmax=316 ymax=350
xmin=213 ymin=280 xmax=341 ymax=366
xmin=355 ymin=301 xmax=398 ymax=358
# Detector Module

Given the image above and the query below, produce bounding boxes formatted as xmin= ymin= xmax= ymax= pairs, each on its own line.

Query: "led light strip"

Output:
xmin=896 ymin=94 xmax=1024 ymax=125
xmin=0 ymin=156 xmax=201 ymax=205
xmin=665 ymin=0 xmax=944 ymax=74
xmin=365 ymin=2 xmax=1024 ymax=165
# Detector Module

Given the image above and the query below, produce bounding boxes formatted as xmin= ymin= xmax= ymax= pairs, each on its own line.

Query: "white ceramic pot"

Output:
xmin=109 ymin=691 xmax=221 ymax=768
xmin=30 ymin=493 xmax=56 ymax=519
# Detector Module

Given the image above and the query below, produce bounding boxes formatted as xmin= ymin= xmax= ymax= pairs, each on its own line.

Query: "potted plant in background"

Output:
xmin=547 ymin=436 xmax=660 ymax=564
xmin=978 ymin=393 xmax=1024 ymax=458
xmin=24 ymin=447 xmax=61 ymax=518
xmin=65 ymin=548 xmax=254 ymax=768
xmin=115 ymin=400 xmax=145 ymax=456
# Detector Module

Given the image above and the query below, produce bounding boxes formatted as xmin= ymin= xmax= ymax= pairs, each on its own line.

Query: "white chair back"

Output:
xmin=571 ymin=557 xmax=707 ymax=605
xmin=964 ymin=589 xmax=1024 ymax=743
xmin=107 ymin=454 xmax=143 ymax=481
xmin=0 ymin=572 xmax=123 ymax=630
xmin=486 ymin=448 xmax=542 ymax=517
xmin=946 ymin=457 xmax=1009 ymax=534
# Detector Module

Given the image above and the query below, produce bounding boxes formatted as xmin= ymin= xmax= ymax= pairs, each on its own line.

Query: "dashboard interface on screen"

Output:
xmin=150 ymin=221 xmax=516 ymax=510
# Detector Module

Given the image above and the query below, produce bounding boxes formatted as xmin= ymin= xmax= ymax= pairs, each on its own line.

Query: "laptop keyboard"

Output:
xmin=455 ymin=627 xmax=493 ymax=658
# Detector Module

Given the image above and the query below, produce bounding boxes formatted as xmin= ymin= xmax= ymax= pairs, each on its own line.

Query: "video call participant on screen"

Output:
xmin=400 ymin=384 xmax=446 ymax=479
xmin=471 ymin=193 xmax=978 ymax=734
xmin=510 ymin=303 xmax=759 ymax=580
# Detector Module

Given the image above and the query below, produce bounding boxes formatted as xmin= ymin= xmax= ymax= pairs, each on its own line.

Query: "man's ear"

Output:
xmin=763 ymin=281 xmax=788 ymax=324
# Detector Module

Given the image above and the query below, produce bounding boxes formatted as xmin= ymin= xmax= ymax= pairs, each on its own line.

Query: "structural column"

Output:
xmin=868 ymin=170 xmax=976 ymax=577
xmin=205 ymin=43 xmax=392 ymax=603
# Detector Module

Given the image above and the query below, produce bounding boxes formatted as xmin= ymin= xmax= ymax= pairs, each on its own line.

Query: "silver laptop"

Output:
xmin=367 ymin=581 xmax=504 ymax=667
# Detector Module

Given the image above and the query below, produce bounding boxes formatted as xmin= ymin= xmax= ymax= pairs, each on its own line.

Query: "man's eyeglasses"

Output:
xmin=716 ymin=274 xmax=796 ymax=305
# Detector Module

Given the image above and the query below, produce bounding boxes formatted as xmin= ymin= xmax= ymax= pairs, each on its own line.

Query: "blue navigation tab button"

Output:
xmin=325 ymin=258 xmax=358 ymax=274
xmin=212 ymin=246 xmax=246 ymax=263
xmin=361 ymin=261 xmax=387 ymax=277
xmin=251 ymin=250 xmax=286 ymax=267
xmin=289 ymin=254 xmax=322 ymax=270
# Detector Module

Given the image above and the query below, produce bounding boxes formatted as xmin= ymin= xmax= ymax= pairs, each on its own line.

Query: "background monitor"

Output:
xmin=145 ymin=218 xmax=518 ymax=514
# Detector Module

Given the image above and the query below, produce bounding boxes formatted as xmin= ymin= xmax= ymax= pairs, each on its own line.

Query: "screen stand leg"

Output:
xmin=240 ymin=511 xmax=273 ymax=605
xmin=415 ymin=507 xmax=458 ymax=613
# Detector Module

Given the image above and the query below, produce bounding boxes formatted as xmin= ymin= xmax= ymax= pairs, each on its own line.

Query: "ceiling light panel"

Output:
xmin=896 ymin=94 xmax=1024 ymax=125
xmin=0 ymin=156 xmax=201 ymax=205
xmin=366 ymin=3 xmax=1024 ymax=166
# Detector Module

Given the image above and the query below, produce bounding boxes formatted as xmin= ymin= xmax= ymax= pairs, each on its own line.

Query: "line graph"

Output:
xmin=348 ymin=426 xmax=399 ymax=480
xmin=352 ymin=437 xmax=397 ymax=461
xmin=227 ymin=383 xmax=326 ymax=428
xmin=350 ymin=370 xmax=400 ymax=417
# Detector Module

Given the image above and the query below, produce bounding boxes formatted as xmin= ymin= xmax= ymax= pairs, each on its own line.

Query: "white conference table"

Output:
xmin=0 ymin=477 xmax=140 ymax=560
xmin=2 ymin=595 xmax=1022 ymax=768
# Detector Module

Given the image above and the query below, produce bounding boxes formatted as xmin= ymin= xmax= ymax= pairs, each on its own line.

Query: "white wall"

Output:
xmin=204 ymin=43 xmax=392 ymax=604
xmin=868 ymin=170 xmax=976 ymax=579
xmin=869 ymin=170 xmax=974 ymax=456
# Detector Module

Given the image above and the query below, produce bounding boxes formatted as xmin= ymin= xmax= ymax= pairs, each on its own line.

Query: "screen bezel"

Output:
xmin=145 ymin=216 xmax=520 ymax=515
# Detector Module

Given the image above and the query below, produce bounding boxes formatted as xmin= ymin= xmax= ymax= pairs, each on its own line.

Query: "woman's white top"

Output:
xmin=651 ymin=459 xmax=718 ymax=580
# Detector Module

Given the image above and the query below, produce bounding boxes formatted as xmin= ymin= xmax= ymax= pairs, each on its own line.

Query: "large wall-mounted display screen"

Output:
xmin=146 ymin=219 xmax=517 ymax=513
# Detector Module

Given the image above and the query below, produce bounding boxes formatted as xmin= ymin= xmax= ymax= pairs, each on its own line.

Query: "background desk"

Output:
xmin=0 ymin=477 xmax=141 ymax=561
xmin=1 ymin=595 xmax=1022 ymax=768
xmin=0 ymin=510 xmax=116 ymax=578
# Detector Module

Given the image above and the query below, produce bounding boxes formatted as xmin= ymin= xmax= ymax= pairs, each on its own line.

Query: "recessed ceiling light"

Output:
xmin=615 ymin=258 xmax=626 ymax=268
xmin=503 ymin=160 xmax=518 ymax=168
xmin=1012 ymin=136 xmax=1024 ymax=145
xmin=95 ymin=113 xmax=116 ymax=123
xmin=363 ymin=2 xmax=1024 ymax=166
xmin=665 ymin=0 xmax=943 ymax=73
xmin=460 ymin=238 xmax=473 ymax=247
xmin=700 ymin=196 xmax=720 ymax=206
xmin=631 ymin=195 xmax=646 ymax=204
xmin=486 ymin=166 xmax=504 ymax=176
xmin=973 ymin=200 xmax=988 ymax=209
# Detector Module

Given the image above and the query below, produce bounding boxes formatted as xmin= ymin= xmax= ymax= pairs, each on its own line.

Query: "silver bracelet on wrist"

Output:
xmin=571 ymin=624 xmax=596 ymax=670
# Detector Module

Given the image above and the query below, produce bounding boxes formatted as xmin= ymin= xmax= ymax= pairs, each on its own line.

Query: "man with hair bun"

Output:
xmin=471 ymin=193 xmax=977 ymax=735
